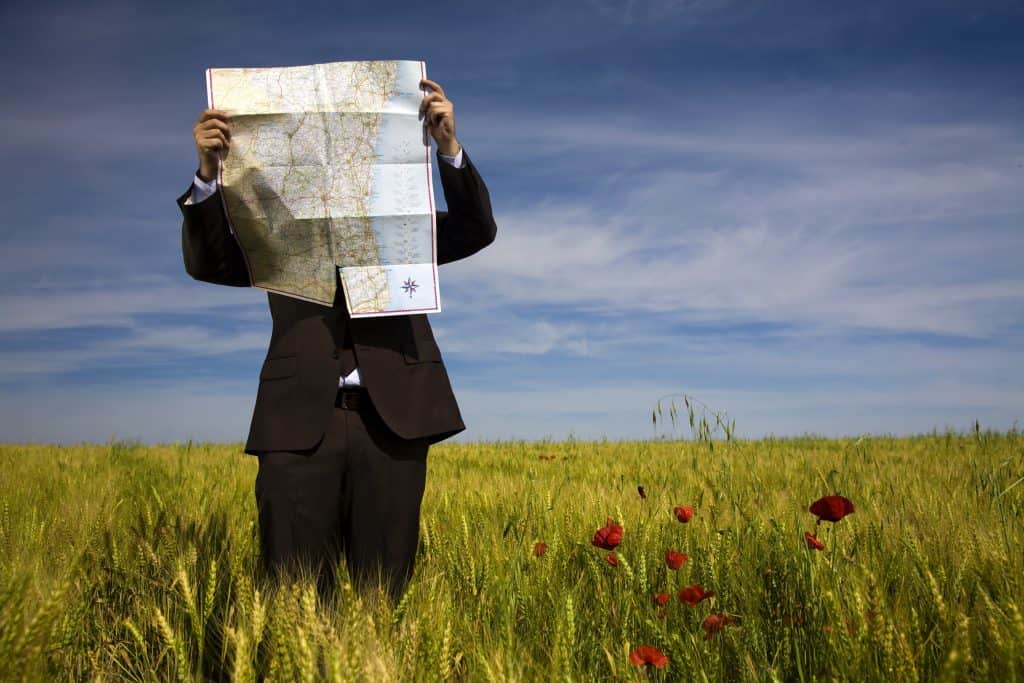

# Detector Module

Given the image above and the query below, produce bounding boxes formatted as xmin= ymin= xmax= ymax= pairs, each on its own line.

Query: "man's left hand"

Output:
xmin=420 ymin=78 xmax=461 ymax=157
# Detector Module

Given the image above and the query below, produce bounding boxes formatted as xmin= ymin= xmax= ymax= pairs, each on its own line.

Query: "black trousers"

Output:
xmin=254 ymin=388 xmax=430 ymax=604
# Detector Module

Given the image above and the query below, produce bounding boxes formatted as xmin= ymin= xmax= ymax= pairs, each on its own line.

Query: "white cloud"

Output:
xmin=3 ymin=325 xmax=1020 ymax=445
xmin=1 ymin=12 xmax=1021 ymax=442
xmin=0 ymin=323 xmax=270 ymax=380
xmin=0 ymin=276 xmax=264 ymax=333
xmin=438 ymin=316 xmax=601 ymax=357
xmin=440 ymin=109 xmax=1024 ymax=340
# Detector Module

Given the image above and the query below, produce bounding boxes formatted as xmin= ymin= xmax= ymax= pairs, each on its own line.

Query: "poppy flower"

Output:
xmin=678 ymin=583 xmax=715 ymax=607
xmin=605 ymin=553 xmax=619 ymax=566
xmin=809 ymin=495 xmax=855 ymax=523
xmin=701 ymin=613 xmax=736 ymax=639
xmin=628 ymin=645 xmax=668 ymax=669
xmin=534 ymin=542 xmax=547 ymax=557
xmin=804 ymin=531 xmax=824 ymax=550
xmin=651 ymin=592 xmax=670 ymax=606
xmin=673 ymin=506 xmax=694 ymax=523
xmin=592 ymin=518 xmax=623 ymax=550
xmin=665 ymin=550 xmax=688 ymax=570
xmin=638 ymin=485 xmax=647 ymax=499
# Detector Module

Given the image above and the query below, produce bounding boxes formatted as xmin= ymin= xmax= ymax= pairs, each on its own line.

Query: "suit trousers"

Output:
xmin=254 ymin=389 xmax=430 ymax=605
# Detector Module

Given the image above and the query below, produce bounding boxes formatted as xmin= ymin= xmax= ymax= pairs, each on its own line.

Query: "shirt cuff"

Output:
xmin=438 ymin=147 xmax=465 ymax=169
xmin=188 ymin=173 xmax=219 ymax=205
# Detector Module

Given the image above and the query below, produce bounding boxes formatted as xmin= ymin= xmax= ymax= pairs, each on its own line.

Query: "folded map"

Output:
xmin=206 ymin=60 xmax=440 ymax=317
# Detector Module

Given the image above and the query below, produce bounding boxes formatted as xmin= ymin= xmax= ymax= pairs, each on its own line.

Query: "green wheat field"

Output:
xmin=1 ymin=429 xmax=1022 ymax=681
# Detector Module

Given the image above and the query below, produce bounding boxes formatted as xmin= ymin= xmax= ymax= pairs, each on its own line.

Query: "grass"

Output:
xmin=0 ymin=429 xmax=1021 ymax=681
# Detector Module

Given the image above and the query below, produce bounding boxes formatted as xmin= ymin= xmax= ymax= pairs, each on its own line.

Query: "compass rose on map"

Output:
xmin=401 ymin=277 xmax=419 ymax=298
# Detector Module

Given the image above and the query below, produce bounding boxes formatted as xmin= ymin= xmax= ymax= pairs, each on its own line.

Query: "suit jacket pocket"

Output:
xmin=259 ymin=355 xmax=297 ymax=380
xmin=402 ymin=341 xmax=442 ymax=364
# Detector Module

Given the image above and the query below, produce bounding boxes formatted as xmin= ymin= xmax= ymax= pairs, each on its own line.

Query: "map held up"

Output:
xmin=206 ymin=60 xmax=440 ymax=317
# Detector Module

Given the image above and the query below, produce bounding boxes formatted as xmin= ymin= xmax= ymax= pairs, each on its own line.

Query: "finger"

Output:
xmin=199 ymin=131 xmax=229 ymax=149
xmin=429 ymin=112 xmax=450 ymax=129
xmin=431 ymin=113 xmax=452 ymax=130
xmin=419 ymin=92 xmax=444 ymax=116
xmin=426 ymin=102 xmax=452 ymax=124
xmin=197 ymin=119 xmax=232 ymax=137
xmin=426 ymin=101 xmax=452 ymax=115
xmin=427 ymin=111 xmax=446 ymax=128
xmin=199 ymin=139 xmax=226 ymax=154
xmin=199 ymin=126 xmax=229 ymax=142
xmin=199 ymin=108 xmax=230 ymax=120
xmin=197 ymin=108 xmax=231 ymax=124
xmin=420 ymin=78 xmax=446 ymax=100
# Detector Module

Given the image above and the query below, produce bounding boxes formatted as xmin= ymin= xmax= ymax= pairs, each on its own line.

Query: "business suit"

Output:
xmin=176 ymin=149 xmax=497 ymax=601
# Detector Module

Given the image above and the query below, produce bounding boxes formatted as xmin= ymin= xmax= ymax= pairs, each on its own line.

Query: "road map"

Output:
xmin=206 ymin=60 xmax=439 ymax=317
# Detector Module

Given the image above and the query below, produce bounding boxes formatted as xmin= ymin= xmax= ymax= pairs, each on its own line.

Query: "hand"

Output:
xmin=193 ymin=108 xmax=231 ymax=182
xmin=419 ymin=78 xmax=461 ymax=157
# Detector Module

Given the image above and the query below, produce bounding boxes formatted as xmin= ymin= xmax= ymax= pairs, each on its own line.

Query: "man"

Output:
xmin=176 ymin=78 xmax=497 ymax=604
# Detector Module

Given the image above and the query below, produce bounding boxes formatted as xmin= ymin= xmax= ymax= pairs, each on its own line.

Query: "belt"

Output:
xmin=335 ymin=385 xmax=367 ymax=411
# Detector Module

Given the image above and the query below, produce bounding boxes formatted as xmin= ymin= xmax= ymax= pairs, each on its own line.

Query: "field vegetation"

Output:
xmin=0 ymin=426 xmax=1022 ymax=681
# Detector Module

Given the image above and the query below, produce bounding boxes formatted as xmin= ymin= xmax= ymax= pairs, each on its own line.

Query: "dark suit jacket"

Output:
xmin=177 ymin=151 xmax=497 ymax=455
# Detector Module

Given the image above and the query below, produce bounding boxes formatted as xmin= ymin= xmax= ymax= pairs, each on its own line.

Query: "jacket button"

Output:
xmin=330 ymin=350 xmax=339 ymax=359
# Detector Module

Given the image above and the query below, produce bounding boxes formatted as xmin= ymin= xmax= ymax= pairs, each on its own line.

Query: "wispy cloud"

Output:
xmin=439 ymin=95 xmax=1024 ymax=341
xmin=0 ymin=322 xmax=269 ymax=380
xmin=0 ymin=276 xmax=260 ymax=333
xmin=0 ymin=0 xmax=1021 ymax=442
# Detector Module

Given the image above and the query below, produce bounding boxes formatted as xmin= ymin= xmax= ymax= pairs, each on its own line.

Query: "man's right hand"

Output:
xmin=193 ymin=108 xmax=231 ymax=182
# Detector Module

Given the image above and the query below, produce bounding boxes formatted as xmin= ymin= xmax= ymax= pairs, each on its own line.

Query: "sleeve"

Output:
xmin=176 ymin=177 xmax=251 ymax=287
xmin=435 ymin=148 xmax=498 ymax=265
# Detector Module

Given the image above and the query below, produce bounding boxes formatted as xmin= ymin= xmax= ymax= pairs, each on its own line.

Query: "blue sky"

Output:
xmin=0 ymin=0 xmax=1022 ymax=444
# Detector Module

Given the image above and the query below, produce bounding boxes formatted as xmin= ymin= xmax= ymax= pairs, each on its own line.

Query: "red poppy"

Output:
xmin=651 ymin=592 xmax=670 ymax=606
xmin=605 ymin=553 xmax=619 ymax=566
xmin=701 ymin=613 xmax=736 ymax=639
xmin=534 ymin=542 xmax=547 ymax=557
xmin=629 ymin=645 xmax=668 ymax=669
xmin=637 ymin=485 xmax=647 ymax=499
xmin=592 ymin=518 xmax=623 ymax=550
xmin=678 ymin=583 xmax=715 ymax=607
xmin=804 ymin=531 xmax=824 ymax=550
xmin=665 ymin=550 xmax=688 ymax=570
xmin=673 ymin=506 xmax=694 ymax=523
xmin=809 ymin=495 xmax=855 ymax=523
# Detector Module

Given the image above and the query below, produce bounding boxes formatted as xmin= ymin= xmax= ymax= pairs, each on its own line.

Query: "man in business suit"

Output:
xmin=177 ymin=78 xmax=497 ymax=604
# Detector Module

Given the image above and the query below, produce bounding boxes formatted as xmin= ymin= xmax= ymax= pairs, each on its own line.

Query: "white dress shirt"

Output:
xmin=186 ymin=148 xmax=464 ymax=388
